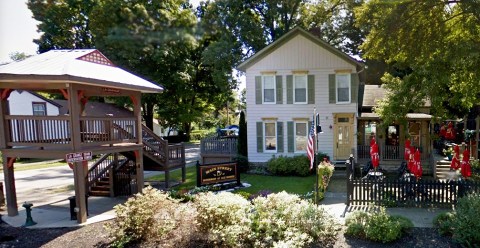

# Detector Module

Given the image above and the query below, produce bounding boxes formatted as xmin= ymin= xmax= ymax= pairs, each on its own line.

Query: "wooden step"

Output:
xmin=89 ymin=190 xmax=110 ymax=197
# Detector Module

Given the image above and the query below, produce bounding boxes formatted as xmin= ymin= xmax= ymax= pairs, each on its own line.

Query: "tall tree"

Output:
xmin=28 ymin=0 xmax=95 ymax=52
xmin=356 ymin=0 xmax=480 ymax=123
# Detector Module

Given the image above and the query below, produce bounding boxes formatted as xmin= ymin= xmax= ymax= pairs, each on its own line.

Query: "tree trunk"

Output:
xmin=143 ymin=102 xmax=154 ymax=130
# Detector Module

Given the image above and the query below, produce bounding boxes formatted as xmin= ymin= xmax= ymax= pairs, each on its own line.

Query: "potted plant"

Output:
xmin=443 ymin=146 xmax=454 ymax=161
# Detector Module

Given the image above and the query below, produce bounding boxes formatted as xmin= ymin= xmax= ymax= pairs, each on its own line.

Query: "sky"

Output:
xmin=0 ymin=0 xmax=203 ymax=63
xmin=0 ymin=0 xmax=245 ymax=91
xmin=0 ymin=0 xmax=40 ymax=63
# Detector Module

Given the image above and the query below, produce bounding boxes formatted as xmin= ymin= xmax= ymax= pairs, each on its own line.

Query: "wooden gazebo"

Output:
xmin=0 ymin=49 xmax=164 ymax=223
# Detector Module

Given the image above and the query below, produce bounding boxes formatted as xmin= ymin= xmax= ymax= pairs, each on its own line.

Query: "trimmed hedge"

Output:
xmin=267 ymin=155 xmax=311 ymax=176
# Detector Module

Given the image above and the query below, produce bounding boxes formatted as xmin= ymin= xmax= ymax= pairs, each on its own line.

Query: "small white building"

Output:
xmin=237 ymin=27 xmax=365 ymax=163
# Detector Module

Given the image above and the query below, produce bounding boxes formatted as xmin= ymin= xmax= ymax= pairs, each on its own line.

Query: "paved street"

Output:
xmin=0 ymin=144 xmax=200 ymax=209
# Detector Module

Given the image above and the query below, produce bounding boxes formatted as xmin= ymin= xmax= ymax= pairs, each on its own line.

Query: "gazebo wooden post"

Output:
xmin=68 ymin=84 xmax=88 ymax=223
xmin=132 ymin=93 xmax=144 ymax=193
xmin=0 ymin=92 xmax=18 ymax=216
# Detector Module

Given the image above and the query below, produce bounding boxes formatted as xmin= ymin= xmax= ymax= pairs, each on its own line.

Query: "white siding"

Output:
xmin=246 ymin=34 xmax=358 ymax=162
xmin=8 ymin=91 xmax=60 ymax=116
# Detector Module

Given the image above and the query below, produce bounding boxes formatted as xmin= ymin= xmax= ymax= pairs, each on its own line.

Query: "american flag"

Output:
xmin=307 ymin=121 xmax=315 ymax=170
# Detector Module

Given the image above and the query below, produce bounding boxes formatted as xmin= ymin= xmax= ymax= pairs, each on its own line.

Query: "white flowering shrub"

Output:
xmin=194 ymin=191 xmax=252 ymax=246
xmin=196 ymin=191 xmax=339 ymax=247
xmin=105 ymin=186 xmax=182 ymax=248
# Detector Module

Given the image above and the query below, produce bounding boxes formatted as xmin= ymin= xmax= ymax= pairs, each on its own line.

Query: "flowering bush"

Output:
xmin=194 ymin=191 xmax=252 ymax=246
xmin=317 ymin=160 xmax=335 ymax=201
xmin=195 ymin=191 xmax=339 ymax=247
xmin=105 ymin=187 xmax=183 ymax=248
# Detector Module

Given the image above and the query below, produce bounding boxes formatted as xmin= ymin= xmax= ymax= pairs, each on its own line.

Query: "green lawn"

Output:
xmin=0 ymin=159 xmax=68 ymax=172
xmin=146 ymin=166 xmax=349 ymax=195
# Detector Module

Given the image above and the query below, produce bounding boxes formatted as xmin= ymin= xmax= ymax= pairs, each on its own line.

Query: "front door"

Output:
xmin=334 ymin=113 xmax=354 ymax=160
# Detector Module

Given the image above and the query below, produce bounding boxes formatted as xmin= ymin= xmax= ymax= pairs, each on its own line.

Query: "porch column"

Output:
xmin=0 ymin=91 xmax=18 ymax=216
xmin=68 ymin=84 xmax=87 ymax=223
xmin=2 ymin=155 xmax=17 ymax=216
xmin=132 ymin=92 xmax=144 ymax=193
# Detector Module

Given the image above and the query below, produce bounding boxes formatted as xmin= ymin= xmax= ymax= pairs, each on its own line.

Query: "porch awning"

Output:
xmin=359 ymin=112 xmax=432 ymax=120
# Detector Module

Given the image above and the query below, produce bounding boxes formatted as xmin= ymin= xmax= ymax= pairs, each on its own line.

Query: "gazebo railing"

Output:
xmin=6 ymin=115 xmax=71 ymax=146
xmin=5 ymin=115 xmax=137 ymax=147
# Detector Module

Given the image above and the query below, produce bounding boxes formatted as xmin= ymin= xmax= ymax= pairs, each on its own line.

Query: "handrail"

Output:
xmin=87 ymin=154 xmax=115 ymax=189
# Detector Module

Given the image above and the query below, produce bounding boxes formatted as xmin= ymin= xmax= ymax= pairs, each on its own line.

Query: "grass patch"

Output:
xmin=239 ymin=174 xmax=316 ymax=194
xmin=147 ymin=166 xmax=197 ymax=190
xmin=48 ymin=184 xmax=75 ymax=193
xmin=147 ymin=166 xmax=320 ymax=195
xmin=13 ymin=161 xmax=68 ymax=172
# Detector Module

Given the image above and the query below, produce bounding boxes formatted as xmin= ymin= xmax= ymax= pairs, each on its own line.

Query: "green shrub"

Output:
xmin=195 ymin=191 xmax=339 ymax=247
xmin=234 ymin=191 xmax=251 ymax=199
xmin=450 ymin=193 xmax=480 ymax=247
xmin=234 ymin=155 xmax=249 ymax=173
xmin=433 ymin=212 xmax=455 ymax=236
xmin=345 ymin=211 xmax=369 ymax=238
xmin=345 ymin=207 xmax=413 ymax=243
xmin=190 ymin=129 xmax=214 ymax=141
xmin=105 ymin=187 xmax=181 ymax=248
xmin=194 ymin=191 xmax=252 ymax=247
xmin=267 ymin=155 xmax=311 ymax=176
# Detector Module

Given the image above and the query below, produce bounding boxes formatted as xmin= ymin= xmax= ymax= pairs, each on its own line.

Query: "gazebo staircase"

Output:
xmin=87 ymin=125 xmax=185 ymax=196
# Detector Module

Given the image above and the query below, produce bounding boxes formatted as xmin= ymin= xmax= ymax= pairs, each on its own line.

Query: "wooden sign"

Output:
xmin=196 ymin=161 xmax=240 ymax=187
xmin=102 ymin=87 xmax=120 ymax=94
xmin=66 ymin=151 xmax=92 ymax=163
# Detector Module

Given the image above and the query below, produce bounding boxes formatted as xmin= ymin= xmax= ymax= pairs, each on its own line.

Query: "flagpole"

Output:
xmin=314 ymin=107 xmax=318 ymax=204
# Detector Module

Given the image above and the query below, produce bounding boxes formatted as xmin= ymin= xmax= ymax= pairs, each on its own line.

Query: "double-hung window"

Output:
xmin=32 ymin=102 xmax=46 ymax=116
xmin=294 ymin=75 xmax=307 ymax=104
xmin=336 ymin=74 xmax=351 ymax=103
xmin=295 ymin=121 xmax=308 ymax=152
xmin=263 ymin=75 xmax=275 ymax=103
xmin=264 ymin=122 xmax=277 ymax=152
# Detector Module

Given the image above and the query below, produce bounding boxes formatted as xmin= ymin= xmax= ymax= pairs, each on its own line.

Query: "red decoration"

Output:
xmin=413 ymin=149 xmax=422 ymax=179
xmin=370 ymin=139 xmax=379 ymax=168
xmin=450 ymin=145 xmax=461 ymax=170
xmin=404 ymin=139 xmax=412 ymax=161
xmin=445 ymin=122 xmax=456 ymax=140
xmin=461 ymin=149 xmax=471 ymax=178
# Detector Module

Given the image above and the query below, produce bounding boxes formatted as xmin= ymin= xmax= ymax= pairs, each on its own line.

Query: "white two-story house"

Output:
xmin=237 ymin=27 xmax=365 ymax=163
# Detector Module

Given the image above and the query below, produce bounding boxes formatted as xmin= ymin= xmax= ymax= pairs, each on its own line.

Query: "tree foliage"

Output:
xmin=28 ymin=0 xmax=239 ymax=135
xmin=356 ymin=0 xmax=480 ymax=122
xmin=27 ymin=0 xmax=95 ymax=52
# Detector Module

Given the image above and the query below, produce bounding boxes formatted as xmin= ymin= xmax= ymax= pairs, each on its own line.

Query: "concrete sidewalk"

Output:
xmin=320 ymin=192 xmax=450 ymax=228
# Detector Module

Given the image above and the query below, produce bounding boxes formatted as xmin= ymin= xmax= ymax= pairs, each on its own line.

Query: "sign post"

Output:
xmin=65 ymin=151 xmax=92 ymax=223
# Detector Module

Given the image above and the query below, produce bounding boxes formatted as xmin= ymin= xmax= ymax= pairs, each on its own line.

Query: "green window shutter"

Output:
xmin=351 ymin=73 xmax=359 ymax=103
xmin=277 ymin=122 xmax=284 ymax=153
xmin=308 ymin=75 xmax=315 ymax=104
xmin=286 ymin=75 xmax=293 ymax=104
xmin=276 ymin=75 xmax=283 ymax=104
xmin=287 ymin=121 xmax=294 ymax=153
xmin=255 ymin=76 xmax=262 ymax=104
xmin=329 ymin=74 xmax=336 ymax=104
xmin=256 ymin=122 xmax=263 ymax=153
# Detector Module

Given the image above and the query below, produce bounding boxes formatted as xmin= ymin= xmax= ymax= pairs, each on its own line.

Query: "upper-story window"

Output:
xmin=32 ymin=102 xmax=46 ymax=116
xmin=294 ymin=75 xmax=307 ymax=104
xmin=336 ymin=73 xmax=351 ymax=103
xmin=263 ymin=75 xmax=275 ymax=103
